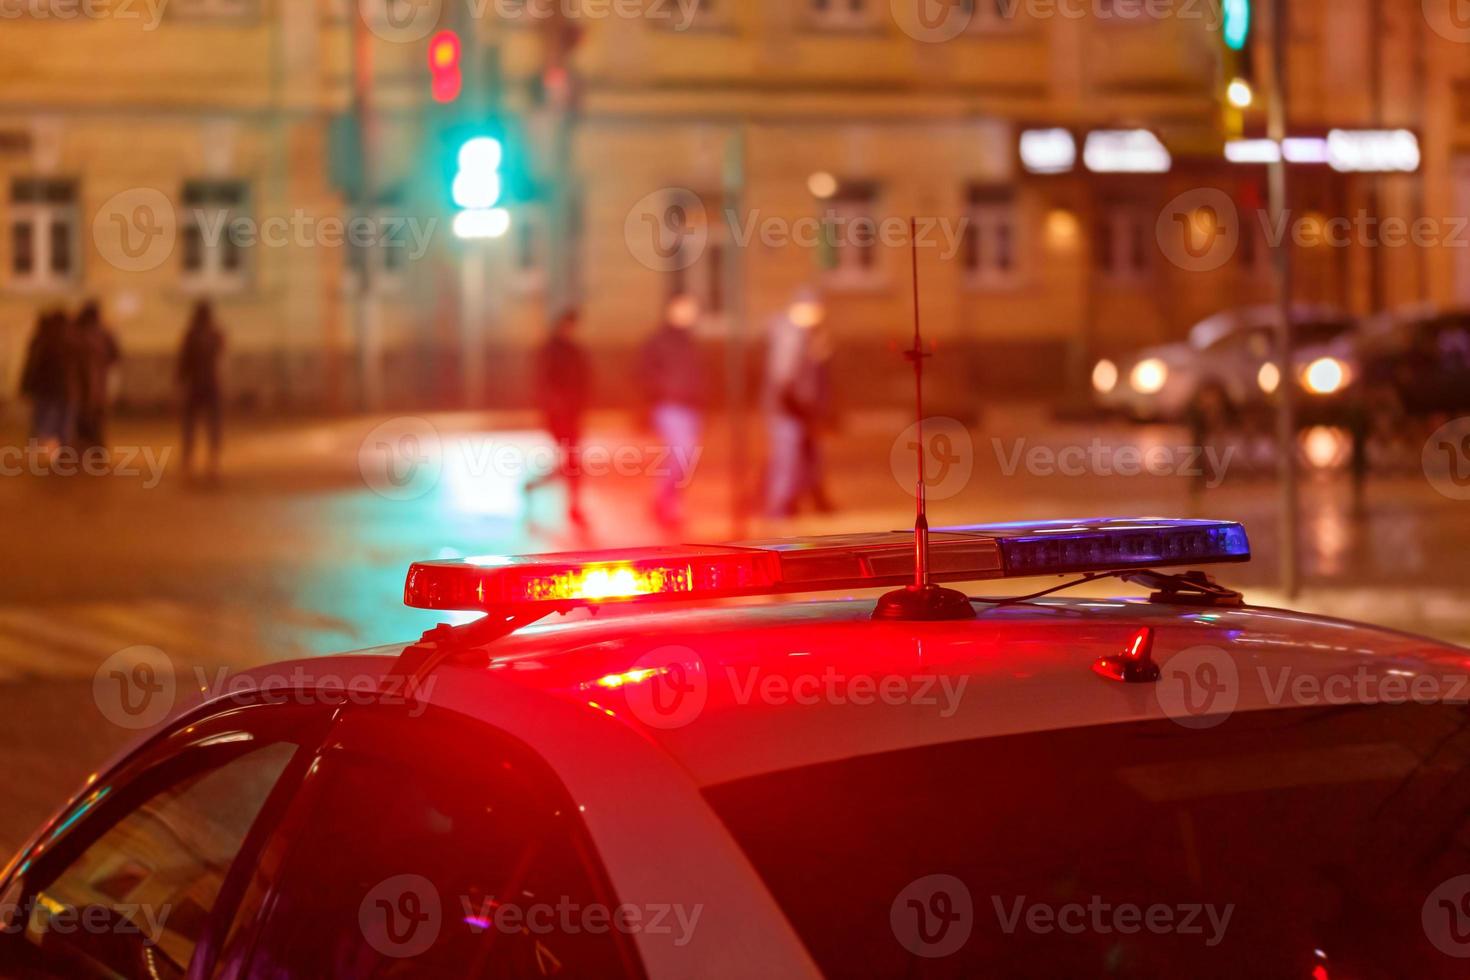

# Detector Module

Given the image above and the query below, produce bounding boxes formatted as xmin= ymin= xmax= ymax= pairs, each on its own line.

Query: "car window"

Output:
xmin=0 ymin=703 xmax=322 ymax=980
xmin=705 ymin=703 xmax=1470 ymax=978
xmin=1206 ymin=326 xmax=1271 ymax=358
xmin=240 ymin=706 xmax=645 ymax=979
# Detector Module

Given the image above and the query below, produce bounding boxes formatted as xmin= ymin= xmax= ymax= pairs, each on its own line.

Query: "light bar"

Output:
xmin=1083 ymin=131 xmax=1171 ymax=174
xmin=404 ymin=518 xmax=1250 ymax=612
xmin=1327 ymin=129 xmax=1420 ymax=174
xmin=1020 ymin=129 xmax=1077 ymax=175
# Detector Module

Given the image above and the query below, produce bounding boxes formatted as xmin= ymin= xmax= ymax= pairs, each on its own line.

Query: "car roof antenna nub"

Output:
xmin=873 ymin=218 xmax=976 ymax=622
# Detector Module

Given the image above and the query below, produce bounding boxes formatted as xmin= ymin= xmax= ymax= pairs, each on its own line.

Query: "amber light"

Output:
xmin=527 ymin=564 xmax=692 ymax=603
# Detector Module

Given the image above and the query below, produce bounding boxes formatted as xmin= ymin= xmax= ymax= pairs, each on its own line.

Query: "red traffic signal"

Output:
xmin=428 ymin=30 xmax=462 ymax=104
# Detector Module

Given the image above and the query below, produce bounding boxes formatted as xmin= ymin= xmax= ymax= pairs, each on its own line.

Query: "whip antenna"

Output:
xmin=873 ymin=218 xmax=976 ymax=622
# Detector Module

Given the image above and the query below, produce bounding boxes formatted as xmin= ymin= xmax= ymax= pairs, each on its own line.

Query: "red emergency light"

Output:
xmin=404 ymin=519 xmax=1250 ymax=613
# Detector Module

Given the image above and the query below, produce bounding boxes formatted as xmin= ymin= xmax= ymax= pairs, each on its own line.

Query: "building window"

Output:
xmin=8 ymin=178 xmax=78 ymax=290
xmin=350 ymin=206 xmax=414 ymax=294
xmin=963 ymin=185 xmax=1020 ymax=288
xmin=808 ymin=0 xmax=873 ymax=30
xmin=667 ymin=192 xmax=726 ymax=324
xmin=181 ymin=180 xmax=251 ymax=291
xmin=1096 ymin=204 xmax=1152 ymax=283
xmin=169 ymin=0 xmax=257 ymax=19
xmin=508 ymin=208 xmax=548 ymax=294
xmin=820 ymin=181 xmax=883 ymax=290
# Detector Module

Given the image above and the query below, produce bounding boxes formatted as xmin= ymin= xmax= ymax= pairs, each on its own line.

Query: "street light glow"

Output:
xmin=453 ymin=208 xmax=512 ymax=240
xmin=1227 ymin=78 xmax=1253 ymax=108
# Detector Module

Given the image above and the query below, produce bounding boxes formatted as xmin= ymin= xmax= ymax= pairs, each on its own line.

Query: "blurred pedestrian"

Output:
xmin=639 ymin=294 xmax=706 ymax=530
xmin=524 ymin=309 xmax=590 ymax=527
xmin=72 ymin=301 xmax=120 ymax=454
xmin=19 ymin=310 xmax=76 ymax=458
xmin=177 ymin=299 xmax=226 ymax=480
xmin=764 ymin=290 xmax=835 ymax=517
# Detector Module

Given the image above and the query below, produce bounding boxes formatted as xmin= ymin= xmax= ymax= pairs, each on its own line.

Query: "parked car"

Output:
xmin=1092 ymin=305 xmax=1357 ymax=424
xmin=1356 ymin=306 xmax=1470 ymax=430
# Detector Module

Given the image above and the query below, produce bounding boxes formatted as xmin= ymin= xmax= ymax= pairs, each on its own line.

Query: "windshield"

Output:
xmin=706 ymin=704 xmax=1470 ymax=978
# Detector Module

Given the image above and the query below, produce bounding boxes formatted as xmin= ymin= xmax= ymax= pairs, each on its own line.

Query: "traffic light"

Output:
xmin=1222 ymin=0 xmax=1251 ymax=52
xmin=452 ymin=136 xmax=510 ymax=239
xmin=429 ymin=30 xmax=462 ymax=104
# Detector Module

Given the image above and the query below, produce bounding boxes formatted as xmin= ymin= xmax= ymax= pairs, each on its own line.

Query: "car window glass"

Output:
xmin=7 ymin=741 xmax=297 ymax=980
xmin=244 ymin=710 xmax=644 ymax=979
xmin=706 ymin=703 xmax=1470 ymax=978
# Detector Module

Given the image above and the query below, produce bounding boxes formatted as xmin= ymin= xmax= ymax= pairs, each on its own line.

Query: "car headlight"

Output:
xmin=1302 ymin=357 xmax=1349 ymax=395
xmin=1257 ymin=362 xmax=1281 ymax=395
xmin=1092 ymin=359 xmax=1119 ymax=395
xmin=1130 ymin=358 xmax=1169 ymax=395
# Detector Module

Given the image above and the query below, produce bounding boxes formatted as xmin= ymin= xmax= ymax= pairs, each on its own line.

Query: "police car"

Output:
xmin=4 ymin=518 xmax=1470 ymax=978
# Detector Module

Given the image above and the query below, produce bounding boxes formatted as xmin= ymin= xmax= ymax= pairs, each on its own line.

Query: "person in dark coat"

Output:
xmin=524 ymin=309 xmax=591 ymax=526
xmin=71 ymin=301 xmax=120 ymax=453
xmin=19 ymin=310 xmax=76 ymax=455
xmin=639 ymin=294 xmax=707 ymax=529
xmin=177 ymin=300 xmax=226 ymax=479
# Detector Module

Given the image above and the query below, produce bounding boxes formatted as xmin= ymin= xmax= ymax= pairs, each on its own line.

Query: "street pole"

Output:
xmin=724 ymin=124 xmax=750 ymax=540
xmin=1267 ymin=0 xmax=1300 ymax=599
xmin=351 ymin=11 xmax=381 ymax=412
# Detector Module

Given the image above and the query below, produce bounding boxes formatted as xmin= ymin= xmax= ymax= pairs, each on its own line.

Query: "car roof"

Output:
xmin=220 ymin=597 xmax=1470 ymax=789
xmin=1188 ymin=303 xmax=1348 ymax=349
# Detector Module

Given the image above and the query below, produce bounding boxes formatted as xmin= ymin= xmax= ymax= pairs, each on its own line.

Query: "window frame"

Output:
xmin=7 ymin=177 xmax=80 ymax=293
xmin=235 ymin=703 xmax=648 ymax=979
xmin=180 ymin=178 xmax=253 ymax=295
xmin=820 ymin=181 xmax=885 ymax=292
xmin=963 ymin=185 xmax=1022 ymax=290
xmin=0 ymin=697 xmax=336 ymax=980
xmin=1095 ymin=201 xmax=1154 ymax=285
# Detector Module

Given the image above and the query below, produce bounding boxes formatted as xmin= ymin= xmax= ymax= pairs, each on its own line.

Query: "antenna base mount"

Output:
xmin=872 ymin=584 xmax=977 ymax=622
